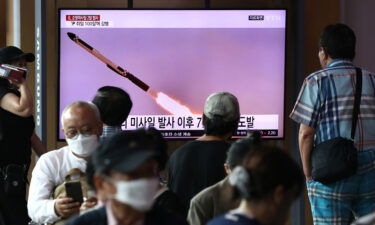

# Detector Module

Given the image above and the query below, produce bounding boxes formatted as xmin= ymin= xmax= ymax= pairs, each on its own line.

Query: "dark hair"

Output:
xmin=0 ymin=78 xmax=9 ymax=87
xmin=92 ymin=86 xmax=132 ymax=126
xmin=320 ymin=23 xmax=356 ymax=60
xmin=203 ymin=115 xmax=238 ymax=136
xmin=226 ymin=131 xmax=262 ymax=170
xmin=143 ymin=127 xmax=168 ymax=171
xmin=231 ymin=146 xmax=304 ymax=202
xmin=86 ymin=159 xmax=96 ymax=190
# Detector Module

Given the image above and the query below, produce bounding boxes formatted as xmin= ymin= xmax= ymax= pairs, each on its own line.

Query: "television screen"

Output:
xmin=58 ymin=9 xmax=286 ymax=139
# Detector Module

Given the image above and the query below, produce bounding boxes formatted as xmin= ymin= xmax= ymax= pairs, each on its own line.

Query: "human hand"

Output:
xmin=80 ymin=197 xmax=98 ymax=213
xmin=54 ymin=196 xmax=80 ymax=218
xmin=8 ymin=77 xmax=25 ymax=88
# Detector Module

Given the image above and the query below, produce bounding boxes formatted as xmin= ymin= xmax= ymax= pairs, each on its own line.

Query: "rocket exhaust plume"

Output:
xmin=150 ymin=90 xmax=196 ymax=115
xmin=67 ymin=32 xmax=197 ymax=115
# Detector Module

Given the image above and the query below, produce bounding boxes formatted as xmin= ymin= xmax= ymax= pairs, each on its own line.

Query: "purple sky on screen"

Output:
xmin=59 ymin=28 xmax=285 ymax=138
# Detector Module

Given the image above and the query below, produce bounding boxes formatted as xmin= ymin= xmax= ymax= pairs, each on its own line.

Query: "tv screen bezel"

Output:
xmin=57 ymin=8 xmax=287 ymax=141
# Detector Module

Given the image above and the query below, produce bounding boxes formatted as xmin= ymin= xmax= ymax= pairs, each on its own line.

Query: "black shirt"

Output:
xmin=0 ymin=83 xmax=34 ymax=166
xmin=168 ymin=140 xmax=230 ymax=214
xmin=154 ymin=189 xmax=185 ymax=216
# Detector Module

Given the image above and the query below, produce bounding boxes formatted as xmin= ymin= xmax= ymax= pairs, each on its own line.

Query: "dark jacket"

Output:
xmin=65 ymin=205 xmax=189 ymax=225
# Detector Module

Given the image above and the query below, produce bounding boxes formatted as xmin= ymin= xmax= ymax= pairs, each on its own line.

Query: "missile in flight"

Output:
xmin=67 ymin=32 xmax=150 ymax=92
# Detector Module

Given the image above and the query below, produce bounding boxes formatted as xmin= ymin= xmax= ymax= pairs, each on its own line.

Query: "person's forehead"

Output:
xmin=63 ymin=106 xmax=97 ymax=127
xmin=109 ymin=160 xmax=157 ymax=180
xmin=12 ymin=58 xmax=27 ymax=65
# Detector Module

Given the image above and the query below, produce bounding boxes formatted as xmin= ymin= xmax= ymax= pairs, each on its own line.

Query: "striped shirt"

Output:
xmin=100 ymin=125 xmax=122 ymax=142
xmin=290 ymin=59 xmax=375 ymax=151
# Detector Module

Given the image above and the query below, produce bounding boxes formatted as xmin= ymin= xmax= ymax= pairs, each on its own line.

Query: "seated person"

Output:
xmin=27 ymin=101 xmax=102 ymax=224
xmin=66 ymin=130 xmax=189 ymax=225
xmin=207 ymin=145 xmax=304 ymax=225
xmin=188 ymin=132 xmax=261 ymax=225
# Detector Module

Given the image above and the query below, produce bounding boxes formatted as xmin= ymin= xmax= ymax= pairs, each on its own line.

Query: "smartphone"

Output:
xmin=65 ymin=181 xmax=83 ymax=204
xmin=0 ymin=64 xmax=27 ymax=80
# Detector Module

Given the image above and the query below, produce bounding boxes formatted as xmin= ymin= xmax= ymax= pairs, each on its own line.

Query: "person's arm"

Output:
xmin=0 ymin=79 xmax=33 ymax=117
xmin=28 ymin=152 xmax=81 ymax=223
xmin=298 ymin=124 xmax=315 ymax=181
xmin=31 ymin=132 xmax=47 ymax=156
xmin=28 ymin=154 xmax=61 ymax=223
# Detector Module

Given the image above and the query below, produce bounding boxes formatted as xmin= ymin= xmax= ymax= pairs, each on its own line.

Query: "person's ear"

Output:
xmin=202 ymin=114 xmax=207 ymax=127
xmin=273 ymin=185 xmax=285 ymax=206
xmin=224 ymin=164 xmax=231 ymax=175
xmin=93 ymin=174 xmax=104 ymax=191
xmin=97 ymin=122 xmax=103 ymax=136
xmin=321 ymin=48 xmax=329 ymax=60
xmin=94 ymin=174 xmax=116 ymax=194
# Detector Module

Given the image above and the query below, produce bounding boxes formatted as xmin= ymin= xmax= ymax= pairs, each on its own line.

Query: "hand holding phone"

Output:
xmin=54 ymin=196 xmax=80 ymax=218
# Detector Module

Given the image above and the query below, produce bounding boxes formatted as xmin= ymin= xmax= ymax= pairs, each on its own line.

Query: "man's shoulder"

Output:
xmin=170 ymin=141 xmax=197 ymax=158
xmin=37 ymin=146 xmax=69 ymax=165
xmin=66 ymin=206 xmax=106 ymax=225
xmin=179 ymin=140 xmax=229 ymax=150
xmin=305 ymin=63 xmax=375 ymax=82
xmin=305 ymin=67 xmax=334 ymax=82
xmin=176 ymin=140 xmax=199 ymax=150
xmin=192 ymin=179 xmax=223 ymax=204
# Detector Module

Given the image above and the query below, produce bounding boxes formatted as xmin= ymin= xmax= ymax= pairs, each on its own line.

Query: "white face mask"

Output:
xmin=66 ymin=134 xmax=99 ymax=157
xmin=114 ymin=177 xmax=159 ymax=212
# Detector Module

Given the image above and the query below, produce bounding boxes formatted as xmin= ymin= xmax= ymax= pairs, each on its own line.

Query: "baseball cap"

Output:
xmin=0 ymin=46 xmax=35 ymax=64
xmin=204 ymin=92 xmax=240 ymax=122
xmin=92 ymin=130 xmax=158 ymax=174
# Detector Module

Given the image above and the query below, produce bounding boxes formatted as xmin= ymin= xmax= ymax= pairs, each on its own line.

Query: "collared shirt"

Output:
xmin=100 ymin=125 xmax=122 ymax=142
xmin=27 ymin=146 xmax=87 ymax=224
xmin=106 ymin=203 xmax=143 ymax=225
xmin=290 ymin=59 xmax=375 ymax=151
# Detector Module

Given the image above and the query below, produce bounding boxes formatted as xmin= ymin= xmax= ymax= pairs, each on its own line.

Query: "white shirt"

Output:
xmin=27 ymin=146 xmax=87 ymax=224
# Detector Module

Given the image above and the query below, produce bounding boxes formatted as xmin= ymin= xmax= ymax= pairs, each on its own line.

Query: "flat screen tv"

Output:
xmin=58 ymin=9 xmax=286 ymax=139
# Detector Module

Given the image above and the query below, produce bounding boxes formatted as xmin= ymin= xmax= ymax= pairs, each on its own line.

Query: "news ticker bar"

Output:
xmin=122 ymin=114 xmax=278 ymax=131
xmin=157 ymin=129 xmax=278 ymax=138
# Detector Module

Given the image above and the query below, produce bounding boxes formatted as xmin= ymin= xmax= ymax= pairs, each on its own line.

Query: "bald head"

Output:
xmin=61 ymin=101 xmax=102 ymax=139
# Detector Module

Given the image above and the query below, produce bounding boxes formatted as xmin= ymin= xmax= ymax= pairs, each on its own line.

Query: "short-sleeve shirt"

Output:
xmin=290 ymin=59 xmax=375 ymax=152
xmin=168 ymin=140 xmax=230 ymax=214
xmin=0 ymin=83 xmax=35 ymax=165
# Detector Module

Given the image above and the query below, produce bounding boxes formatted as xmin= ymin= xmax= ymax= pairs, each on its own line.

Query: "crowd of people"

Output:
xmin=0 ymin=23 xmax=375 ymax=225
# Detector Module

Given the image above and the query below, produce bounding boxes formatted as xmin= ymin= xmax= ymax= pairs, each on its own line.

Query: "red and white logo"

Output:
xmin=66 ymin=15 xmax=100 ymax=21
